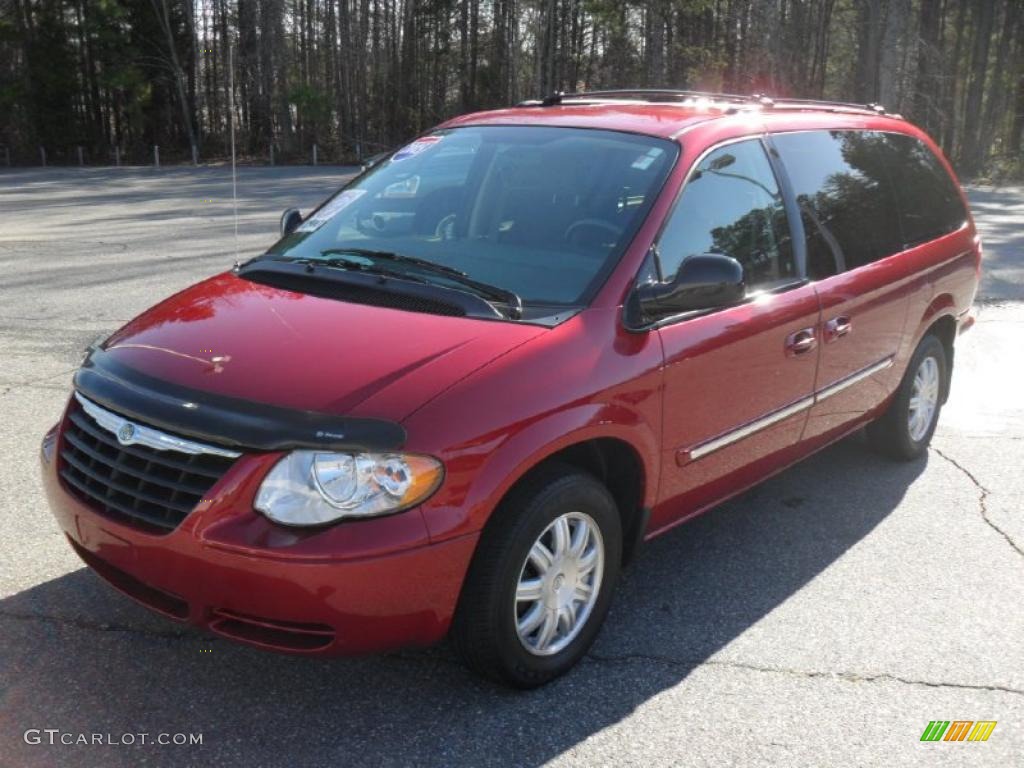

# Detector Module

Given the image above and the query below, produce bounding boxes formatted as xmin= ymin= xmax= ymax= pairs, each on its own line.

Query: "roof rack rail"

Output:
xmin=518 ymin=89 xmax=753 ymax=107
xmin=517 ymin=89 xmax=889 ymax=116
xmin=759 ymin=95 xmax=888 ymax=115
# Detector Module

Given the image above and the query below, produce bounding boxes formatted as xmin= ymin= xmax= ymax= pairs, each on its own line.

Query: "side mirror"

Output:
xmin=629 ymin=253 xmax=745 ymax=325
xmin=280 ymin=208 xmax=303 ymax=237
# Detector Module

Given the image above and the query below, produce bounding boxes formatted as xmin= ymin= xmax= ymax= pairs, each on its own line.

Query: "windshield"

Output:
xmin=259 ymin=126 xmax=678 ymax=315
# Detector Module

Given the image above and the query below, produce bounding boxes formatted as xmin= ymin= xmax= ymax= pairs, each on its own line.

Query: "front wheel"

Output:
xmin=451 ymin=465 xmax=622 ymax=688
xmin=867 ymin=334 xmax=947 ymax=460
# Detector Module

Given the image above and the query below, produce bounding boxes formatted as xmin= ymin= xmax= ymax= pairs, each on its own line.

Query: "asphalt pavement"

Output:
xmin=0 ymin=167 xmax=1021 ymax=767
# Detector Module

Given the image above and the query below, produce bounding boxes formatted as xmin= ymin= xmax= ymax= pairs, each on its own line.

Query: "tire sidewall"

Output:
xmin=491 ymin=476 xmax=622 ymax=684
xmin=894 ymin=335 xmax=947 ymax=457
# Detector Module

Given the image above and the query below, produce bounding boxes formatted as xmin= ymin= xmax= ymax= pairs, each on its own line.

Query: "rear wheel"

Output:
xmin=451 ymin=465 xmax=621 ymax=688
xmin=867 ymin=334 xmax=947 ymax=460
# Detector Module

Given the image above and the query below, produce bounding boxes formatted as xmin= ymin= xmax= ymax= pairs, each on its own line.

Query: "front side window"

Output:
xmin=256 ymin=126 xmax=678 ymax=318
xmin=655 ymin=139 xmax=796 ymax=291
xmin=772 ymin=130 xmax=904 ymax=273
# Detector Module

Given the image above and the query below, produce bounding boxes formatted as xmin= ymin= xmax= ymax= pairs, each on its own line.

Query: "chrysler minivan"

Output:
xmin=41 ymin=91 xmax=980 ymax=687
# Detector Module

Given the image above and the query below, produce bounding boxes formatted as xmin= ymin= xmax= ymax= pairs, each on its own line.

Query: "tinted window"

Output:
xmin=772 ymin=130 xmax=903 ymax=272
xmin=262 ymin=126 xmax=677 ymax=310
xmin=656 ymin=139 xmax=796 ymax=290
xmin=882 ymin=133 xmax=967 ymax=247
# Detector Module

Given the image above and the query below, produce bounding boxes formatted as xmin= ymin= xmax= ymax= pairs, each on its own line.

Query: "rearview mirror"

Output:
xmin=628 ymin=253 xmax=745 ymax=326
xmin=280 ymin=208 xmax=303 ymax=237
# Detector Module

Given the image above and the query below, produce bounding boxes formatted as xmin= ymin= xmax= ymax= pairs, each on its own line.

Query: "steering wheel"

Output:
xmin=564 ymin=219 xmax=624 ymax=249
xmin=434 ymin=213 xmax=458 ymax=241
xmin=356 ymin=211 xmax=389 ymax=236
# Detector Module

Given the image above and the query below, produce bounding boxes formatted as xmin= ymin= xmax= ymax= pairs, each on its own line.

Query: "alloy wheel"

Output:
xmin=908 ymin=355 xmax=940 ymax=442
xmin=514 ymin=511 xmax=604 ymax=656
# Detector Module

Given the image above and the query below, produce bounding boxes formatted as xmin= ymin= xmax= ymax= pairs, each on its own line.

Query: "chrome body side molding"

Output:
xmin=684 ymin=355 xmax=895 ymax=462
xmin=814 ymin=356 xmax=894 ymax=403
xmin=688 ymin=395 xmax=816 ymax=461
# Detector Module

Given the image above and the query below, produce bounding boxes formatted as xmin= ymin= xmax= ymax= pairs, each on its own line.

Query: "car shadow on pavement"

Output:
xmin=0 ymin=432 xmax=927 ymax=768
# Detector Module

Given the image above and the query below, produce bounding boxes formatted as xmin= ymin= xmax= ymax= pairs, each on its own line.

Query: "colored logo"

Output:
xmin=920 ymin=721 xmax=997 ymax=742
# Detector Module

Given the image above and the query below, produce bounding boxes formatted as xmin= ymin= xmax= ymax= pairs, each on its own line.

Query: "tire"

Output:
xmin=866 ymin=334 xmax=947 ymax=461
xmin=451 ymin=464 xmax=622 ymax=688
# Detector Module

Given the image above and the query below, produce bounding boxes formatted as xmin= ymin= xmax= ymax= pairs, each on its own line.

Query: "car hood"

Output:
xmin=100 ymin=272 xmax=545 ymax=421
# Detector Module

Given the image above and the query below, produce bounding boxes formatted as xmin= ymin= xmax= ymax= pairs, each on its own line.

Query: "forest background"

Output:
xmin=1 ymin=0 xmax=1021 ymax=179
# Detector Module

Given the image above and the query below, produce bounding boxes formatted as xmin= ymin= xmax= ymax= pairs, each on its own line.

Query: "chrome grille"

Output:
xmin=58 ymin=396 xmax=239 ymax=533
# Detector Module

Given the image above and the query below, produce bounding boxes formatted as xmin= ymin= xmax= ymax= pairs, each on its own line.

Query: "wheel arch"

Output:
xmin=507 ymin=437 xmax=650 ymax=566
xmin=453 ymin=412 xmax=656 ymax=568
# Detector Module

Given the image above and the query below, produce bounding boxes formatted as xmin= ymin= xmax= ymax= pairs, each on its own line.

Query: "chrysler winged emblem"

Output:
xmin=117 ymin=422 xmax=136 ymax=445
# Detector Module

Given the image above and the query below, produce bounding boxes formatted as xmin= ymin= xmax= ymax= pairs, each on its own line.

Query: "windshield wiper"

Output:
xmin=272 ymin=254 xmax=427 ymax=284
xmin=318 ymin=248 xmax=523 ymax=319
xmin=237 ymin=258 xmax=509 ymax=321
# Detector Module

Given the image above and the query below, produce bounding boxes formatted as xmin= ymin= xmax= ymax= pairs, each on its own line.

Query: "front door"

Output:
xmin=651 ymin=137 xmax=820 ymax=534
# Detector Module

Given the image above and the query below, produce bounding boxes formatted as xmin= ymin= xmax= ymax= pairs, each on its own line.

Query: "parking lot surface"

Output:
xmin=0 ymin=168 xmax=1021 ymax=767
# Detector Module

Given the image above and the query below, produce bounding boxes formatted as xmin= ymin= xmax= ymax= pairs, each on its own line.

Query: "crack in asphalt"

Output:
xmin=932 ymin=446 xmax=1024 ymax=560
xmin=0 ymin=609 xmax=198 ymax=641
xmin=0 ymin=367 xmax=77 ymax=398
xmin=952 ymin=434 xmax=1024 ymax=441
xmin=0 ymin=382 xmax=71 ymax=398
xmin=585 ymin=651 xmax=1024 ymax=697
xmin=7 ymin=606 xmax=1022 ymax=699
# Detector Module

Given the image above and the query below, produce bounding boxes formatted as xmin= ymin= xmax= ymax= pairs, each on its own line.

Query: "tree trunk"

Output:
xmin=879 ymin=0 xmax=911 ymax=109
xmin=913 ymin=0 xmax=942 ymax=134
xmin=979 ymin=0 xmax=1019 ymax=161
xmin=941 ymin=0 xmax=970 ymax=155
xmin=960 ymin=0 xmax=996 ymax=176
xmin=1011 ymin=7 xmax=1024 ymax=154
xmin=151 ymin=0 xmax=198 ymax=158
xmin=855 ymin=0 xmax=885 ymax=102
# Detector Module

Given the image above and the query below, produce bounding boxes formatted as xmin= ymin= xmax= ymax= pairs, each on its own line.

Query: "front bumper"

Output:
xmin=41 ymin=423 xmax=478 ymax=655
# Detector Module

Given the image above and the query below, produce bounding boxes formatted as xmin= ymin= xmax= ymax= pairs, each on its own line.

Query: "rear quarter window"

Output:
xmin=880 ymin=133 xmax=968 ymax=248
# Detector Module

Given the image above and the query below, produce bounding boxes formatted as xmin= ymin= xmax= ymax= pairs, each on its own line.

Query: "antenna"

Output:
xmin=229 ymin=39 xmax=239 ymax=264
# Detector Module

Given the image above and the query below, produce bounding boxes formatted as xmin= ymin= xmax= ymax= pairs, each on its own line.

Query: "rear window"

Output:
xmin=881 ymin=133 xmax=967 ymax=248
xmin=772 ymin=130 xmax=903 ymax=275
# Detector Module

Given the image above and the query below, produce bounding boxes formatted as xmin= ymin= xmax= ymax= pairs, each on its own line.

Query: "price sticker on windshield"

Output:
xmin=295 ymin=189 xmax=366 ymax=233
xmin=391 ymin=135 xmax=443 ymax=163
xmin=631 ymin=147 xmax=664 ymax=170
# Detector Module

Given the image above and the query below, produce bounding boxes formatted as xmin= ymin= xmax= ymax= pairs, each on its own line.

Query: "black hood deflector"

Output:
xmin=74 ymin=347 xmax=406 ymax=453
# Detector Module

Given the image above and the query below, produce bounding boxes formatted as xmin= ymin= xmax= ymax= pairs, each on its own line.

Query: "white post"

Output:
xmin=115 ymin=146 xmax=121 ymax=167
xmin=191 ymin=143 xmax=198 ymax=165
xmin=40 ymin=146 xmax=46 ymax=166
xmin=77 ymin=146 xmax=84 ymax=166
xmin=312 ymin=143 xmax=318 ymax=166
xmin=154 ymin=145 xmax=160 ymax=168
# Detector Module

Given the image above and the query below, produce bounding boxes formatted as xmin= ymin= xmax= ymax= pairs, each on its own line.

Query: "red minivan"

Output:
xmin=41 ymin=91 xmax=980 ymax=687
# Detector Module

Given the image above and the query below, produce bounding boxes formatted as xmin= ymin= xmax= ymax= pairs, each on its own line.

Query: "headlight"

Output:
xmin=254 ymin=450 xmax=444 ymax=526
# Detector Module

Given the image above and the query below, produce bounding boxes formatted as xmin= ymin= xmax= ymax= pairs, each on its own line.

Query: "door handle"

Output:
xmin=825 ymin=315 xmax=852 ymax=342
xmin=785 ymin=327 xmax=817 ymax=356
